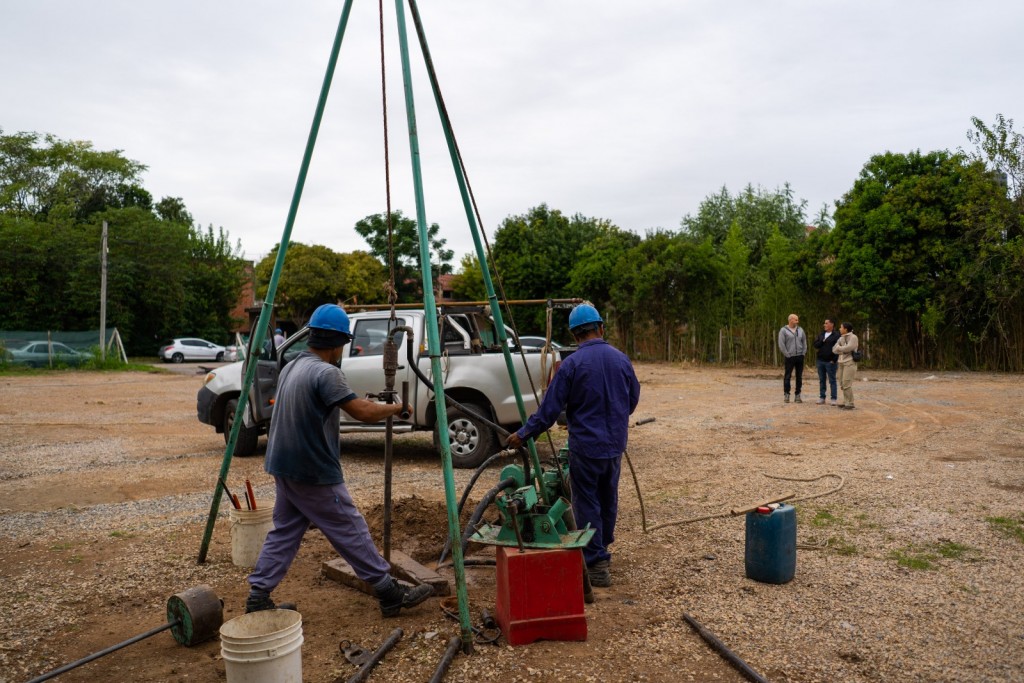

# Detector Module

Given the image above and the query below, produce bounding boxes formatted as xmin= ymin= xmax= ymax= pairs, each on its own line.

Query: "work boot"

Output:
xmin=816 ymin=398 xmax=825 ymax=404
xmin=245 ymin=589 xmax=297 ymax=614
xmin=783 ymin=394 xmax=790 ymax=404
xmin=582 ymin=568 xmax=595 ymax=604
xmin=794 ymin=394 xmax=802 ymax=403
xmin=376 ymin=578 xmax=433 ymax=618
xmin=587 ymin=560 xmax=611 ymax=588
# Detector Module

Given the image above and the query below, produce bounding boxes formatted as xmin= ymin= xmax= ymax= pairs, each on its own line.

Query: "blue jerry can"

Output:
xmin=744 ymin=503 xmax=796 ymax=584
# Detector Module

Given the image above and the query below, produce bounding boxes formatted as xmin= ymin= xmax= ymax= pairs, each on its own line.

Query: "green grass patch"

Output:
xmin=889 ymin=547 xmax=937 ymax=570
xmin=811 ymin=509 xmax=841 ymax=527
xmin=0 ymin=343 xmax=166 ymax=374
xmin=830 ymin=537 xmax=858 ymax=556
xmin=936 ymin=541 xmax=973 ymax=559
xmin=0 ymin=359 xmax=167 ymax=375
xmin=987 ymin=516 xmax=1024 ymax=543
xmin=888 ymin=540 xmax=979 ymax=570
xmin=109 ymin=530 xmax=136 ymax=539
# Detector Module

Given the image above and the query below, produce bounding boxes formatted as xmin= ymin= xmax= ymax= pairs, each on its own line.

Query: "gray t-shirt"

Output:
xmin=264 ymin=351 xmax=357 ymax=485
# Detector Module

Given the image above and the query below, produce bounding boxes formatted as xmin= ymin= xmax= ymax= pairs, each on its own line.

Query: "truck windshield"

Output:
xmin=351 ymin=318 xmax=407 ymax=357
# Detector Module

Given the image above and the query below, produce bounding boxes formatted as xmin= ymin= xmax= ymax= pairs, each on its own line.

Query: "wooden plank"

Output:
xmin=321 ymin=552 xmax=451 ymax=597
xmin=388 ymin=549 xmax=451 ymax=597
xmin=322 ymin=557 xmax=374 ymax=595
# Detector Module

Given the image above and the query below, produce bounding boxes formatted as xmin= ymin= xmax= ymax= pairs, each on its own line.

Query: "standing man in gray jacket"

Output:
xmin=777 ymin=313 xmax=807 ymax=403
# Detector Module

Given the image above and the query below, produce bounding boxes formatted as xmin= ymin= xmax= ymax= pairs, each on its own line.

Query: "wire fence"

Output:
xmin=0 ymin=329 xmax=127 ymax=364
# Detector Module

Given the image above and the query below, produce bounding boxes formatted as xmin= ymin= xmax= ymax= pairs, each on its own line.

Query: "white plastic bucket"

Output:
xmin=220 ymin=609 xmax=303 ymax=683
xmin=229 ymin=505 xmax=274 ymax=568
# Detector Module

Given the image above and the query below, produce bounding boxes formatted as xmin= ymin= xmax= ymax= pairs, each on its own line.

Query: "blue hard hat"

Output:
xmin=308 ymin=304 xmax=351 ymax=334
xmin=568 ymin=303 xmax=603 ymax=331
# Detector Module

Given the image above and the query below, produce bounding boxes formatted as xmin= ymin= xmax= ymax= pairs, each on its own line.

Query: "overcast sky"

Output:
xmin=3 ymin=1 xmax=1021 ymax=264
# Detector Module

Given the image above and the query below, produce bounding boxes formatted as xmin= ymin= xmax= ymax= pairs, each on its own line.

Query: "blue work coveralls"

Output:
xmin=516 ymin=338 xmax=641 ymax=566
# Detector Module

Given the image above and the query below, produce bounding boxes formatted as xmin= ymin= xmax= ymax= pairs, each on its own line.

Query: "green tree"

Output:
xmin=748 ymin=226 xmax=802 ymax=363
xmin=155 ymin=196 xmax=194 ymax=225
xmin=721 ymin=222 xmax=751 ymax=362
xmin=0 ymin=129 xmax=247 ymax=355
xmin=354 ymin=210 xmax=453 ymax=302
xmin=829 ymin=150 xmax=1006 ymax=367
xmin=966 ymin=114 xmax=1024 ymax=209
xmin=337 ymin=250 xmax=389 ymax=306
xmin=0 ymin=215 xmax=78 ymax=329
xmin=255 ymin=244 xmax=387 ymax=326
xmin=256 ymin=243 xmax=346 ymax=327
xmin=0 ymin=128 xmax=148 ymax=220
xmin=449 ymin=254 xmax=487 ymax=302
xmin=681 ymin=183 xmax=808 ymax=264
xmin=959 ymin=114 xmax=1024 ymax=369
xmin=492 ymin=204 xmax=613 ymax=332
xmin=183 ymin=225 xmax=247 ymax=342
xmin=567 ymin=225 xmax=641 ymax=311
xmin=611 ymin=231 xmax=723 ymax=360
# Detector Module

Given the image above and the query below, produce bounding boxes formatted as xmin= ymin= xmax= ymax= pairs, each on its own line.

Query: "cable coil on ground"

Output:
xmin=641 ymin=472 xmax=846 ymax=533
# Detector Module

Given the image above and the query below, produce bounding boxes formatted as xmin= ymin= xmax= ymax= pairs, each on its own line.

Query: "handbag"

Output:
xmin=851 ymin=350 xmax=863 ymax=362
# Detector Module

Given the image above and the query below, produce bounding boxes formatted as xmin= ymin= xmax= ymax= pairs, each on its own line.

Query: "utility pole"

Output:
xmin=100 ymin=221 xmax=108 ymax=361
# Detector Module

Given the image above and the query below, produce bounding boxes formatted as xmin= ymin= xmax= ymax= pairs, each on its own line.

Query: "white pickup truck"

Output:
xmin=196 ymin=308 xmax=560 ymax=467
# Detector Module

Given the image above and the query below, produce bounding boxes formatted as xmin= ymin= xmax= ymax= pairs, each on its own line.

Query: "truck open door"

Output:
xmin=244 ymin=322 xmax=282 ymax=428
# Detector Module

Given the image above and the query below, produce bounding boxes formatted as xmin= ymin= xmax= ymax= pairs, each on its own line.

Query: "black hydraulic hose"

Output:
xmin=457 ymin=447 xmax=529 ymax=518
xmin=429 ymin=635 xmax=462 ymax=683
xmin=459 ymin=476 xmax=517 ymax=557
xmin=682 ymin=613 xmax=771 ymax=683
xmin=404 ymin=335 xmax=510 ymax=438
xmin=439 ymin=474 xmax=517 ymax=565
xmin=440 ymin=473 xmax=520 ymax=569
xmin=437 ymin=450 xmax=505 ymax=565
xmin=26 ymin=621 xmax=175 ymax=683
xmin=458 ymin=452 xmax=506 ymax=516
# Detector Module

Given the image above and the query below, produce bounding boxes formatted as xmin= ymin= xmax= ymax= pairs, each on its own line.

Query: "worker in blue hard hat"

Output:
xmin=273 ymin=327 xmax=285 ymax=347
xmin=506 ymin=302 xmax=641 ymax=589
xmin=246 ymin=303 xmax=433 ymax=618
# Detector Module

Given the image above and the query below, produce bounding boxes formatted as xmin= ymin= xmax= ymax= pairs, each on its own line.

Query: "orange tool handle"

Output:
xmin=245 ymin=479 xmax=257 ymax=510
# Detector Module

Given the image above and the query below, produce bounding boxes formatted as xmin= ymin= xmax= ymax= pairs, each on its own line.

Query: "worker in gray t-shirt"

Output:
xmin=245 ymin=303 xmax=433 ymax=618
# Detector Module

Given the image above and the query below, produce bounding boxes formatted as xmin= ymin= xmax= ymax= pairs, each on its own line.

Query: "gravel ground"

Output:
xmin=0 ymin=365 xmax=1022 ymax=682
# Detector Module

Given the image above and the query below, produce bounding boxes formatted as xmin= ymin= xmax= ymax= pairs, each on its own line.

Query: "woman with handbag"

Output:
xmin=833 ymin=322 xmax=860 ymax=410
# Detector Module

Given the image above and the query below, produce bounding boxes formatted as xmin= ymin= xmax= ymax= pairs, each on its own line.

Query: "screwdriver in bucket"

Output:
xmin=219 ymin=477 xmax=242 ymax=510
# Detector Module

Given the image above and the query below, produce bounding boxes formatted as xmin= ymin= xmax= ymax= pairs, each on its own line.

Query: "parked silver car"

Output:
xmin=159 ymin=338 xmax=226 ymax=363
xmin=515 ymin=335 xmax=564 ymax=350
xmin=4 ymin=341 xmax=92 ymax=367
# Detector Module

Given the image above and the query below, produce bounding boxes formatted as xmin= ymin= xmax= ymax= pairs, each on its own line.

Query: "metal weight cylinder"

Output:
xmin=166 ymin=584 xmax=224 ymax=646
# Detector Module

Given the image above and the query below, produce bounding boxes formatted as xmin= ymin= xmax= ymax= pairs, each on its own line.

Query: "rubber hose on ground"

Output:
xmin=437 ymin=451 xmax=508 ymax=565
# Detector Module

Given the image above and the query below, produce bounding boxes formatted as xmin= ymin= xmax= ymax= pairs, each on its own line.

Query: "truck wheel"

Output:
xmin=224 ymin=398 xmax=259 ymax=456
xmin=438 ymin=402 xmax=498 ymax=469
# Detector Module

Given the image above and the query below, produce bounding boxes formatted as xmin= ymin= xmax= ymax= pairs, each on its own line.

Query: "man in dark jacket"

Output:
xmin=506 ymin=303 xmax=641 ymax=589
xmin=813 ymin=318 xmax=839 ymax=405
